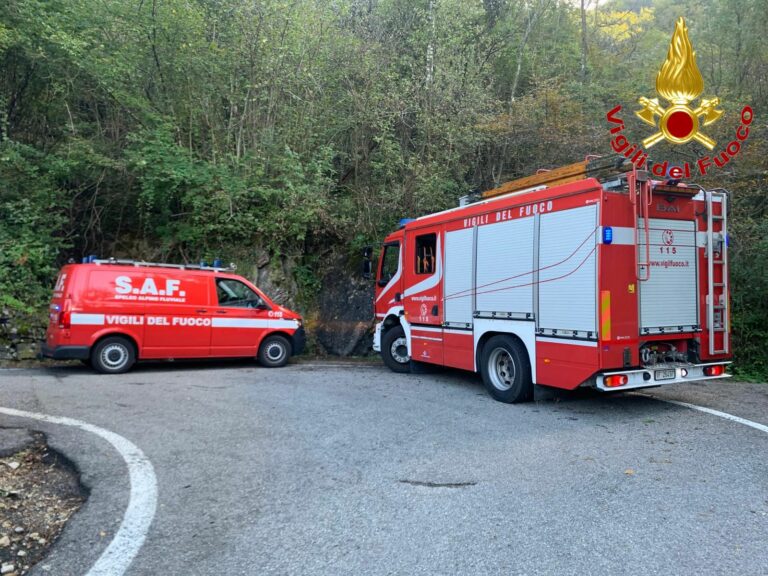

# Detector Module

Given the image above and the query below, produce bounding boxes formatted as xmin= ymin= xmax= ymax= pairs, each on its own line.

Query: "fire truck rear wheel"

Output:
xmin=480 ymin=335 xmax=532 ymax=403
xmin=381 ymin=325 xmax=411 ymax=373
xmin=91 ymin=336 xmax=136 ymax=374
xmin=258 ymin=335 xmax=292 ymax=368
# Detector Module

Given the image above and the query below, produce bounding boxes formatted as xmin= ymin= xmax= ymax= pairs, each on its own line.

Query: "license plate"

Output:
xmin=655 ymin=369 xmax=676 ymax=381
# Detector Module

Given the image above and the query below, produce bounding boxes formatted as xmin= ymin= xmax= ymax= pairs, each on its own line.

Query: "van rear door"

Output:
xmin=45 ymin=266 xmax=76 ymax=350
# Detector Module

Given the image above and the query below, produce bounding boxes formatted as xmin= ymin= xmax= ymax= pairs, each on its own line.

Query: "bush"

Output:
xmin=0 ymin=141 xmax=66 ymax=312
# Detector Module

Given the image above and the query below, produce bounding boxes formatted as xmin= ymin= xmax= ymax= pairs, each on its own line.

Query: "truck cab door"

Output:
xmin=403 ymin=227 xmax=444 ymax=364
xmin=375 ymin=240 xmax=403 ymax=318
xmin=211 ymin=277 xmax=271 ymax=357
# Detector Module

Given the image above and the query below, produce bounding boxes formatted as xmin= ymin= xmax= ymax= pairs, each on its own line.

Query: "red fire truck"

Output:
xmin=372 ymin=157 xmax=731 ymax=402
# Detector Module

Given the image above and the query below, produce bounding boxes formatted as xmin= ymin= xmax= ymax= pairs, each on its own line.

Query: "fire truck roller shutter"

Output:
xmin=475 ymin=216 xmax=535 ymax=316
xmin=638 ymin=218 xmax=698 ymax=333
xmin=538 ymin=204 xmax=598 ymax=335
xmin=444 ymin=227 xmax=474 ymax=326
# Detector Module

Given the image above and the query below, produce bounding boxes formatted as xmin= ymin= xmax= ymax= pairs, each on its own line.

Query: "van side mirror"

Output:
xmin=249 ymin=298 xmax=270 ymax=310
xmin=362 ymin=246 xmax=373 ymax=279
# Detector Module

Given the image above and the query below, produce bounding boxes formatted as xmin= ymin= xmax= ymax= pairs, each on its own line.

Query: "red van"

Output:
xmin=42 ymin=259 xmax=305 ymax=373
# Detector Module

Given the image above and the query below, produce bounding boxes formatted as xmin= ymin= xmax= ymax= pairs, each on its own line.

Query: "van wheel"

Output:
xmin=258 ymin=335 xmax=291 ymax=368
xmin=381 ymin=325 xmax=411 ymax=373
xmin=92 ymin=336 xmax=136 ymax=374
xmin=480 ymin=335 xmax=532 ymax=403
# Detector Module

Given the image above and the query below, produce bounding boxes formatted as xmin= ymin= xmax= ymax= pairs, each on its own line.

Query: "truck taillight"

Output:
xmin=604 ymin=374 xmax=628 ymax=388
xmin=704 ymin=365 xmax=725 ymax=377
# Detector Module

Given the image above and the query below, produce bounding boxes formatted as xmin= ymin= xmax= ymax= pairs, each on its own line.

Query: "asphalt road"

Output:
xmin=0 ymin=362 xmax=767 ymax=576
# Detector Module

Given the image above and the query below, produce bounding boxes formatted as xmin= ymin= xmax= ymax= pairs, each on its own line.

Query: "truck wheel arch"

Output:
xmin=475 ymin=331 xmax=530 ymax=374
xmin=381 ymin=314 xmax=401 ymax=334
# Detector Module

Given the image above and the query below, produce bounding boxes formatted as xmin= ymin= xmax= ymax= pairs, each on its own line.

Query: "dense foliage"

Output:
xmin=1 ymin=0 xmax=766 ymax=374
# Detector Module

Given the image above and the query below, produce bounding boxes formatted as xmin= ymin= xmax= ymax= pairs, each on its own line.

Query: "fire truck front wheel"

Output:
xmin=480 ymin=336 xmax=532 ymax=403
xmin=381 ymin=325 xmax=411 ymax=373
xmin=91 ymin=336 xmax=136 ymax=374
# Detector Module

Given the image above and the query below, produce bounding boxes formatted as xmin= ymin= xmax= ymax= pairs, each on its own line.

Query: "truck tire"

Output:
xmin=381 ymin=325 xmax=411 ymax=373
xmin=91 ymin=336 xmax=136 ymax=374
xmin=258 ymin=335 xmax=292 ymax=368
xmin=480 ymin=335 xmax=532 ymax=403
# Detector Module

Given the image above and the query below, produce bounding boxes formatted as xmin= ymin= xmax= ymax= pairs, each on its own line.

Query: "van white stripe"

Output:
xmin=70 ymin=314 xmax=297 ymax=329
xmin=271 ymin=319 xmax=301 ymax=329
xmin=71 ymin=313 xmax=106 ymax=325
xmin=212 ymin=318 xmax=298 ymax=329
xmin=412 ymin=335 xmax=442 ymax=342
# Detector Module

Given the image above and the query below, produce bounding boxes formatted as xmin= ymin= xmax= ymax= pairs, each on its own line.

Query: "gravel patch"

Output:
xmin=0 ymin=432 xmax=86 ymax=576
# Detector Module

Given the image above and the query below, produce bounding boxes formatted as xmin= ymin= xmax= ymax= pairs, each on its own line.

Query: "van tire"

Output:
xmin=91 ymin=336 xmax=136 ymax=374
xmin=381 ymin=325 xmax=411 ymax=373
xmin=258 ymin=335 xmax=292 ymax=368
xmin=480 ymin=335 xmax=532 ymax=403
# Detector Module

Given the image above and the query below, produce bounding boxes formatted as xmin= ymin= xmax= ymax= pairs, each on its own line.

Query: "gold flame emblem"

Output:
xmin=636 ymin=17 xmax=722 ymax=149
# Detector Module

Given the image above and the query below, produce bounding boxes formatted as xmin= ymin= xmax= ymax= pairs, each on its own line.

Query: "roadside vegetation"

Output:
xmin=0 ymin=0 xmax=765 ymax=377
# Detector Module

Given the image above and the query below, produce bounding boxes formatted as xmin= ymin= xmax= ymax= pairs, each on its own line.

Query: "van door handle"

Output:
xmin=196 ymin=309 xmax=208 ymax=313
xmin=216 ymin=310 xmax=228 ymax=314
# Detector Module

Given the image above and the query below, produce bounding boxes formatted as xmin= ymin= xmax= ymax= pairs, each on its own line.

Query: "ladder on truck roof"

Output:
xmin=481 ymin=155 xmax=633 ymax=200
xmin=706 ymin=190 xmax=730 ymax=355
xmin=91 ymin=258 xmax=236 ymax=273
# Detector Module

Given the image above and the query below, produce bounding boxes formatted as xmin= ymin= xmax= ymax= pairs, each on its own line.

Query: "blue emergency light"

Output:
xmin=602 ymin=227 xmax=613 ymax=244
xmin=398 ymin=218 xmax=415 ymax=229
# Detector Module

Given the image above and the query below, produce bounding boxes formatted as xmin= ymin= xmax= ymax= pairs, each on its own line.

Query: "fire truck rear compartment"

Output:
xmin=638 ymin=218 xmax=699 ymax=334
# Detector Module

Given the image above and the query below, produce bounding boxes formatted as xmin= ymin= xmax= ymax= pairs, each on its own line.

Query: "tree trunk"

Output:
xmin=580 ymin=0 xmax=588 ymax=82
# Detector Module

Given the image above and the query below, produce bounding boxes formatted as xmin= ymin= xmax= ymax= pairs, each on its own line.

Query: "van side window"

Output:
xmin=216 ymin=279 xmax=265 ymax=308
xmin=380 ymin=243 xmax=400 ymax=282
xmin=415 ymin=233 xmax=437 ymax=275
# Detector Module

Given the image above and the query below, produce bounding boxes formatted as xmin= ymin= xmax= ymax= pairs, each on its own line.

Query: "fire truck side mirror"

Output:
xmin=362 ymin=246 xmax=373 ymax=279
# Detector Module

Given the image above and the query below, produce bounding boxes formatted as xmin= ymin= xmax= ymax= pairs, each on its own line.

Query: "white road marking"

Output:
xmin=0 ymin=407 xmax=158 ymax=576
xmin=638 ymin=395 xmax=768 ymax=435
